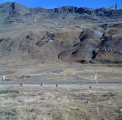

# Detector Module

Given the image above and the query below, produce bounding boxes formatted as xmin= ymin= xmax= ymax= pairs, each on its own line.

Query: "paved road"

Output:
xmin=0 ymin=83 xmax=122 ymax=87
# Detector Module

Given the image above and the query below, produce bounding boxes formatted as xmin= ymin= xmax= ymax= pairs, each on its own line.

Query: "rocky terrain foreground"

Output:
xmin=0 ymin=2 xmax=122 ymax=120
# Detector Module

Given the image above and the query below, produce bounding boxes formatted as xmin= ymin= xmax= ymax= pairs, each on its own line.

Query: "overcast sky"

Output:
xmin=0 ymin=0 xmax=122 ymax=9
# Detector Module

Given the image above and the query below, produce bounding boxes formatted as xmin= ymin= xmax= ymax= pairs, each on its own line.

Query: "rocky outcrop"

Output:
xmin=55 ymin=6 xmax=94 ymax=15
xmin=0 ymin=2 xmax=30 ymax=24
xmin=55 ymin=6 xmax=77 ymax=14
xmin=76 ymin=7 xmax=94 ymax=15
xmin=95 ymin=8 xmax=114 ymax=17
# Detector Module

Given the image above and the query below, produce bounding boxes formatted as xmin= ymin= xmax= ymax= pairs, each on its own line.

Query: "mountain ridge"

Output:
xmin=0 ymin=2 xmax=122 ymax=23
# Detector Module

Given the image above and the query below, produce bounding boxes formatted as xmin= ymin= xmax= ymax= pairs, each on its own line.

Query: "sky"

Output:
xmin=0 ymin=0 xmax=122 ymax=9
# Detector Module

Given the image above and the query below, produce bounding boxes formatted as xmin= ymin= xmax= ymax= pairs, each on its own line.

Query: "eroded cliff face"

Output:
xmin=58 ymin=23 xmax=122 ymax=64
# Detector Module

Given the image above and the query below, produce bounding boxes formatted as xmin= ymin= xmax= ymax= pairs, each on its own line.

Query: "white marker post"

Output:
xmin=94 ymin=70 xmax=98 ymax=83
xmin=95 ymin=74 xmax=97 ymax=80
xmin=2 ymin=74 xmax=5 ymax=83
xmin=34 ymin=17 xmax=37 ymax=23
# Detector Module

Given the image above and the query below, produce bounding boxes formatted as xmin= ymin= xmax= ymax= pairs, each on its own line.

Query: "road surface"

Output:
xmin=0 ymin=83 xmax=122 ymax=87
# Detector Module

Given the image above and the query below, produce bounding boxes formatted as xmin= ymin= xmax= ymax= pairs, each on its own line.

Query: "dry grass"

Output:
xmin=0 ymin=86 xmax=122 ymax=120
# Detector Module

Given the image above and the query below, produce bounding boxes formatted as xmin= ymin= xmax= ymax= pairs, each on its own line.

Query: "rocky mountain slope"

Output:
xmin=0 ymin=2 xmax=122 ymax=64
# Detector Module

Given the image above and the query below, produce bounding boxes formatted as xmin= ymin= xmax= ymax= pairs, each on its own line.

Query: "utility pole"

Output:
xmin=114 ymin=2 xmax=118 ymax=22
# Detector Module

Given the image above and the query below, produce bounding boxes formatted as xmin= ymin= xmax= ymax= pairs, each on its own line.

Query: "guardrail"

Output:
xmin=101 ymin=47 xmax=122 ymax=54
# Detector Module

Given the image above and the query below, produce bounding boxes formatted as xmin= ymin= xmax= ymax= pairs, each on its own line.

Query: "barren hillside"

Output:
xmin=0 ymin=2 xmax=122 ymax=64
